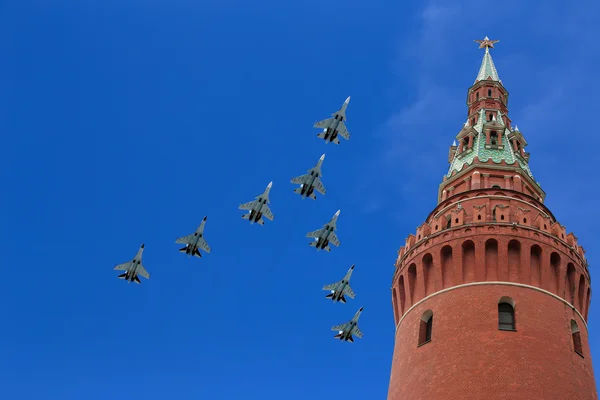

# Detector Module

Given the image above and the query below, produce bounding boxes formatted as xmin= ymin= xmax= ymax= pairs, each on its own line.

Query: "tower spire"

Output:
xmin=474 ymin=36 xmax=501 ymax=83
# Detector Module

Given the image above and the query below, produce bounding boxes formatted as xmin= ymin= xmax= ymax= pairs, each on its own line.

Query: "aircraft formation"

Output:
xmin=113 ymin=96 xmax=364 ymax=343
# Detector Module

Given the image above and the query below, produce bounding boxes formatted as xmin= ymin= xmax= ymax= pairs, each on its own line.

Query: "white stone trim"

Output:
xmin=395 ymin=281 xmax=588 ymax=333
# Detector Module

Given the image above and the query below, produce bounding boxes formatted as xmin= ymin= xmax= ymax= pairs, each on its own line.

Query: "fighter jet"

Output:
xmin=239 ymin=181 xmax=274 ymax=225
xmin=175 ymin=216 xmax=211 ymax=258
xmin=323 ymin=264 xmax=356 ymax=303
xmin=291 ymin=154 xmax=326 ymax=200
xmin=332 ymin=307 xmax=364 ymax=342
xmin=306 ymin=209 xmax=341 ymax=251
xmin=314 ymin=96 xmax=351 ymax=144
xmin=113 ymin=244 xmax=150 ymax=284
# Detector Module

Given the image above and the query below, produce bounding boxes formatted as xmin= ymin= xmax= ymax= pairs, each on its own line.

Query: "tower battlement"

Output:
xmin=392 ymin=187 xmax=591 ymax=324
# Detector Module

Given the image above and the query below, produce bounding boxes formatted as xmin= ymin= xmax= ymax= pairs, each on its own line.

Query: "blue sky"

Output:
xmin=0 ymin=0 xmax=599 ymax=398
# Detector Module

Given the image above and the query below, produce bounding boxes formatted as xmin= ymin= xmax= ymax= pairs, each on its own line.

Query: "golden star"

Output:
xmin=474 ymin=36 xmax=499 ymax=49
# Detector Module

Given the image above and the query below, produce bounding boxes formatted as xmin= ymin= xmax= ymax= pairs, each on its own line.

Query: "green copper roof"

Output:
xmin=475 ymin=47 xmax=501 ymax=83
xmin=447 ymin=108 xmax=535 ymax=179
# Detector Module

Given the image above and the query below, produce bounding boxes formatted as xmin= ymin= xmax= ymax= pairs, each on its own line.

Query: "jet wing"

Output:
xmin=337 ymin=122 xmax=350 ymax=139
xmin=197 ymin=237 xmax=211 ymax=253
xmin=291 ymin=174 xmax=308 ymax=185
xmin=331 ymin=324 xmax=346 ymax=331
xmin=352 ymin=326 xmax=363 ymax=339
xmin=175 ymin=234 xmax=194 ymax=245
xmin=344 ymin=286 xmax=356 ymax=299
xmin=328 ymin=232 xmax=341 ymax=247
xmin=307 ymin=228 xmax=324 ymax=239
xmin=262 ymin=205 xmax=274 ymax=221
xmin=314 ymin=178 xmax=326 ymax=195
xmin=239 ymin=201 xmax=255 ymax=211
xmin=137 ymin=265 xmax=150 ymax=280
xmin=114 ymin=261 xmax=132 ymax=271
xmin=314 ymin=118 xmax=333 ymax=129
xmin=323 ymin=283 xmax=337 ymax=291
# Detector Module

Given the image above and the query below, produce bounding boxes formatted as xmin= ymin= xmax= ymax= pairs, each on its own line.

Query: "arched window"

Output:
xmin=498 ymin=298 xmax=515 ymax=331
xmin=571 ymin=320 xmax=583 ymax=356
xmin=418 ymin=310 xmax=433 ymax=346
xmin=492 ymin=185 xmax=502 ymax=189
xmin=488 ymin=89 xmax=492 ymax=97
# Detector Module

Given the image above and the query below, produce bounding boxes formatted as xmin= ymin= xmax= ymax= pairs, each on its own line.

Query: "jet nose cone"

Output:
xmin=319 ymin=154 xmax=326 ymax=161
xmin=203 ymin=216 xmax=208 ymax=221
xmin=358 ymin=307 xmax=364 ymax=311
xmin=335 ymin=209 xmax=341 ymax=217
xmin=267 ymin=181 xmax=273 ymax=189
xmin=344 ymin=96 xmax=351 ymax=104
xmin=350 ymin=264 xmax=355 ymax=269
xmin=140 ymin=244 xmax=145 ymax=249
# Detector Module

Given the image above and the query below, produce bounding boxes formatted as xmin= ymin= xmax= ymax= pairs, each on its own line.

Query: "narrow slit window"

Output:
xmin=418 ymin=311 xmax=433 ymax=346
xmin=498 ymin=302 xmax=515 ymax=330
xmin=571 ymin=320 xmax=583 ymax=356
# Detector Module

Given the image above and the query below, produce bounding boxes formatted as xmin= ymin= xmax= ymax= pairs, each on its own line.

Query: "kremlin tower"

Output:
xmin=387 ymin=38 xmax=598 ymax=399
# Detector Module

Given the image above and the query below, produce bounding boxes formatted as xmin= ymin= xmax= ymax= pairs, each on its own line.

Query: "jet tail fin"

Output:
xmin=242 ymin=213 xmax=250 ymax=220
xmin=256 ymin=218 xmax=265 ymax=225
xmin=325 ymin=293 xmax=334 ymax=299
xmin=309 ymin=241 xmax=318 ymax=248
xmin=348 ymin=335 xmax=354 ymax=342
xmin=193 ymin=249 xmax=202 ymax=258
xmin=332 ymin=137 xmax=340 ymax=145
xmin=134 ymin=276 xmax=141 ymax=284
xmin=317 ymin=131 xmax=327 ymax=139
xmin=293 ymin=187 xmax=303 ymax=194
xmin=178 ymin=247 xmax=187 ymax=253
xmin=340 ymin=295 xmax=347 ymax=304
xmin=117 ymin=273 xmax=127 ymax=280
xmin=309 ymin=192 xmax=317 ymax=200
xmin=334 ymin=333 xmax=343 ymax=339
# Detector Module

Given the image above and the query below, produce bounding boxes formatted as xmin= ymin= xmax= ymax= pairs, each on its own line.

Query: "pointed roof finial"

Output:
xmin=474 ymin=36 xmax=501 ymax=83
xmin=514 ymin=125 xmax=519 ymax=131
xmin=474 ymin=36 xmax=499 ymax=50
xmin=452 ymin=140 xmax=457 ymax=146
xmin=464 ymin=119 xmax=470 ymax=127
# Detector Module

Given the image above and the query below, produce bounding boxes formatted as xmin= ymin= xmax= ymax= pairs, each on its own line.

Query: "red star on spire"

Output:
xmin=474 ymin=36 xmax=499 ymax=49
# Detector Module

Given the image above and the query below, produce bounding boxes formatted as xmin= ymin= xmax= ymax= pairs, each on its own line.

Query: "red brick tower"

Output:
xmin=387 ymin=37 xmax=598 ymax=400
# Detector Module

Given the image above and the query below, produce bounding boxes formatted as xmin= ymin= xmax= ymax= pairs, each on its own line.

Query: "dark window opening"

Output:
xmin=544 ymin=224 xmax=547 ymax=229
xmin=476 ymin=92 xmax=480 ymax=100
xmin=471 ymin=118 xmax=475 ymax=125
xmin=490 ymin=131 xmax=498 ymax=145
xmin=446 ymin=219 xmax=451 ymax=229
xmin=523 ymin=218 xmax=527 ymax=223
xmin=488 ymin=89 xmax=492 ymax=96
xmin=492 ymin=208 xmax=497 ymax=222
xmin=418 ymin=313 xmax=433 ymax=346
xmin=435 ymin=225 xmax=438 ymax=230
xmin=492 ymin=185 xmax=502 ymax=189
xmin=500 ymin=215 xmax=505 ymax=221
xmin=498 ymin=302 xmax=515 ymax=330
xmin=488 ymin=113 xmax=493 ymax=121
xmin=477 ymin=215 xmax=482 ymax=220
xmin=572 ymin=320 xmax=583 ymax=356
xmin=455 ymin=218 xmax=458 ymax=223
